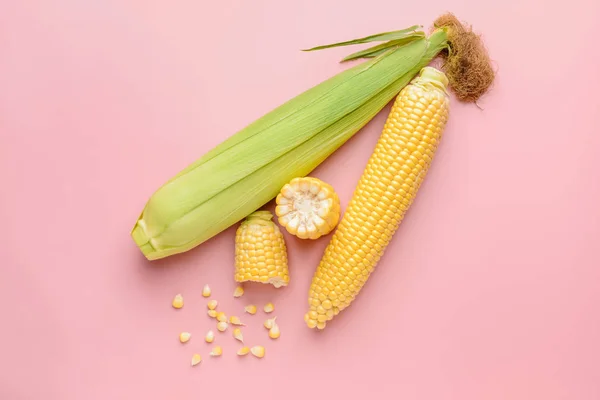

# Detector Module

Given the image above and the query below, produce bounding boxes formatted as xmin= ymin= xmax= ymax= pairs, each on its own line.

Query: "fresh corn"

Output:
xmin=172 ymin=294 xmax=184 ymax=309
xmin=233 ymin=286 xmax=245 ymax=298
xmin=207 ymin=300 xmax=218 ymax=310
xmin=234 ymin=211 xmax=290 ymax=288
xmin=275 ymin=177 xmax=340 ymax=239
xmin=244 ymin=305 xmax=257 ymax=315
xmin=305 ymin=67 xmax=451 ymax=329
xmin=130 ymin=28 xmax=449 ymax=260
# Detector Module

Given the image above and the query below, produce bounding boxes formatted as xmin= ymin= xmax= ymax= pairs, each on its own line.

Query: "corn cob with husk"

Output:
xmin=131 ymin=14 xmax=492 ymax=260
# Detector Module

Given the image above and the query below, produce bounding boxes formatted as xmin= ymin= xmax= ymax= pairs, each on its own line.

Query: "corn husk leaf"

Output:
xmin=340 ymin=33 xmax=426 ymax=62
xmin=301 ymin=25 xmax=422 ymax=52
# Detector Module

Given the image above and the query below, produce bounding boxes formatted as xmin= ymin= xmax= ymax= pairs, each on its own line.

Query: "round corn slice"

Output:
xmin=234 ymin=211 xmax=290 ymax=288
xmin=275 ymin=177 xmax=340 ymax=240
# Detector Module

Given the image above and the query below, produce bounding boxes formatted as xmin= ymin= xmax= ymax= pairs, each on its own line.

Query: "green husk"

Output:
xmin=131 ymin=27 xmax=449 ymax=260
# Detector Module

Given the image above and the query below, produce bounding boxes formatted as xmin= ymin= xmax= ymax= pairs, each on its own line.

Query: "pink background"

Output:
xmin=1 ymin=0 xmax=599 ymax=399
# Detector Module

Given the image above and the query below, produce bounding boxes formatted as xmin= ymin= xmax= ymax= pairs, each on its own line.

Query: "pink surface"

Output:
xmin=1 ymin=1 xmax=599 ymax=399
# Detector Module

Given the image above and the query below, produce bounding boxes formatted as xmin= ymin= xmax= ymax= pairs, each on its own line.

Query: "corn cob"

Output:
xmin=131 ymin=28 xmax=450 ymax=260
xmin=234 ymin=211 xmax=289 ymax=288
xmin=275 ymin=177 xmax=340 ymax=239
xmin=305 ymin=67 xmax=450 ymax=329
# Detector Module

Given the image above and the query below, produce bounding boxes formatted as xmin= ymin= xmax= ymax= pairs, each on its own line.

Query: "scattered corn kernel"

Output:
xmin=268 ymin=323 xmax=280 ymax=339
xmin=179 ymin=332 xmax=191 ymax=343
xmin=207 ymin=309 xmax=218 ymax=318
xmin=264 ymin=317 xmax=277 ymax=329
xmin=191 ymin=354 xmax=202 ymax=366
xmin=233 ymin=328 xmax=244 ymax=343
xmin=229 ymin=316 xmax=245 ymax=326
xmin=210 ymin=346 xmax=223 ymax=357
xmin=250 ymin=345 xmax=265 ymax=358
xmin=263 ymin=302 xmax=275 ymax=313
xmin=172 ymin=294 xmax=184 ymax=309
xmin=217 ymin=321 xmax=228 ymax=332
xmin=237 ymin=347 xmax=250 ymax=356
xmin=205 ymin=330 xmax=215 ymax=343
xmin=233 ymin=286 xmax=245 ymax=298
xmin=244 ymin=305 xmax=257 ymax=315
xmin=216 ymin=312 xmax=227 ymax=322
xmin=207 ymin=300 xmax=218 ymax=310
xmin=202 ymin=284 xmax=211 ymax=297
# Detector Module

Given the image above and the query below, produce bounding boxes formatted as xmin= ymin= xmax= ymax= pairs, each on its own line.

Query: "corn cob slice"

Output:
xmin=130 ymin=29 xmax=449 ymax=260
xmin=305 ymin=67 xmax=450 ymax=329
xmin=275 ymin=177 xmax=340 ymax=239
xmin=234 ymin=211 xmax=289 ymax=288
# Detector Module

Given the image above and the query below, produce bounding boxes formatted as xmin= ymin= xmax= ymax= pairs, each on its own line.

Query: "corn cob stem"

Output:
xmin=305 ymin=67 xmax=450 ymax=329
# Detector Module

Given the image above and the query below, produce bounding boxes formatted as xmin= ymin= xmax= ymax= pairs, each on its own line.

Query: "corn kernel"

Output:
xmin=268 ymin=323 xmax=280 ymax=339
xmin=229 ymin=316 xmax=245 ymax=326
xmin=207 ymin=300 xmax=218 ymax=310
xmin=217 ymin=321 xmax=228 ymax=332
xmin=205 ymin=330 xmax=215 ymax=343
xmin=275 ymin=177 xmax=341 ymax=239
xmin=237 ymin=346 xmax=250 ymax=356
xmin=216 ymin=312 xmax=227 ymax=322
xmin=244 ymin=305 xmax=257 ymax=315
xmin=250 ymin=345 xmax=265 ymax=358
xmin=233 ymin=286 xmax=244 ymax=298
xmin=235 ymin=211 xmax=290 ymax=288
xmin=172 ymin=294 xmax=184 ymax=309
xmin=202 ymin=284 xmax=211 ymax=297
xmin=233 ymin=328 xmax=244 ymax=343
xmin=263 ymin=302 xmax=274 ymax=313
xmin=207 ymin=309 xmax=218 ymax=318
xmin=264 ymin=317 xmax=277 ymax=329
xmin=179 ymin=332 xmax=191 ymax=343
xmin=210 ymin=346 xmax=223 ymax=357
xmin=191 ymin=354 xmax=202 ymax=366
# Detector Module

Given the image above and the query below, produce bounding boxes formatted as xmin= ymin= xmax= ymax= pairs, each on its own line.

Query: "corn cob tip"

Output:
xmin=131 ymin=220 xmax=156 ymax=259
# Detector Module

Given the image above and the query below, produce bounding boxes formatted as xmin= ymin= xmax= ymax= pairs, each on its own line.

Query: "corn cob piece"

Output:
xmin=130 ymin=28 xmax=450 ymax=260
xmin=234 ymin=211 xmax=289 ymax=288
xmin=275 ymin=177 xmax=340 ymax=239
xmin=305 ymin=67 xmax=450 ymax=329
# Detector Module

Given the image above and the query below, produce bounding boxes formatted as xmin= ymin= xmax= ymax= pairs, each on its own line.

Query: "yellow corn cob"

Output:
xmin=235 ymin=211 xmax=290 ymax=288
xmin=275 ymin=177 xmax=341 ymax=239
xmin=305 ymin=67 xmax=450 ymax=329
